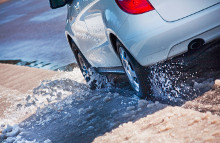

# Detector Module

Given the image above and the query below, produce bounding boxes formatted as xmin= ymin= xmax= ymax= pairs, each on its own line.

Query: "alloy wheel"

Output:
xmin=119 ymin=46 xmax=140 ymax=92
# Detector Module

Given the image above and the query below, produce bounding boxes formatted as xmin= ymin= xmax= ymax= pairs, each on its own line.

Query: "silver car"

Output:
xmin=49 ymin=0 xmax=220 ymax=99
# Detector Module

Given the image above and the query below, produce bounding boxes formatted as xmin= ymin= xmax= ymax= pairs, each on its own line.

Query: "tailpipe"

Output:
xmin=188 ymin=38 xmax=205 ymax=50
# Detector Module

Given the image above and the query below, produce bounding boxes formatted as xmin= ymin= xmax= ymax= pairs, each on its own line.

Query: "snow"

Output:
xmin=43 ymin=139 xmax=52 ymax=143
xmin=0 ymin=0 xmax=219 ymax=141
xmin=215 ymin=79 xmax=220 ymax=86
xmin=0 ymin=68 xmax=168 ymax=142
xmin=0 ymin=65 xmax=219 ymax=142
xmin=5 ymin=125 xmax=20 ymax=138
xmin=0 ymin=125 xmax=20 ymax=143
xmin=93 ymin=107 xmax=220 ymax=143
xmin=103 ymin=96 xmax=112 ymax=102
xmin=193 ymin=80 xmax=213 ymax=92
xmin=182 ymin=84 xmax=220 ymax=116
xmin=0 ymin=62 xmax=219 ymax=142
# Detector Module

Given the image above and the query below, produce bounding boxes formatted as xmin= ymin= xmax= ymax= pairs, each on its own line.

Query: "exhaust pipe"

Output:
xmin=188 ymin=38 xmax=205 ymax=50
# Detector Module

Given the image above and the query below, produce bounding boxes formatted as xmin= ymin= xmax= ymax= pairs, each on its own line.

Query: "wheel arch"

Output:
xmin=66 ymin=34 xmax=78 ymax=52
xmin=108 ymin=32 xmax=127 ymax=56
xmin=109 ymin=33 xmax=119 ymax=55
xmin=66 ymin=34 xmax=74 ymax=49
xmin=108 ymin=32 xmax=138 ymax=64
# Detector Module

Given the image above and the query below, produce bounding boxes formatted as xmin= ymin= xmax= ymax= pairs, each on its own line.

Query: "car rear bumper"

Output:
xmin=117 ymin=4 xmax=220 ymax=67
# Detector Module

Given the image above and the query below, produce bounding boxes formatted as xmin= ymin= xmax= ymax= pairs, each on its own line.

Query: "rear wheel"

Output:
xmin=116 ymin=40 xmax=152 ymax=99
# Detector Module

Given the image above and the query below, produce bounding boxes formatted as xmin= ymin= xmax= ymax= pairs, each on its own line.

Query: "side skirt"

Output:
xmin=95 ymin=66 xmax=125 ymax=74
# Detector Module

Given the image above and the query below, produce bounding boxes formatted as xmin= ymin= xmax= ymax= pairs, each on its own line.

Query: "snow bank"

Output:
xmin=0 ymin=67 xmax=167 ymax=142
xmin=0 ymin=64 xmax=219 ymax=142
xmin=183 ymin=79 xmax=220 ymax=116
xmin=0 ymin=68 xmax=84 ymax=125
xmin=93 ymin=107 xmax=220 ymax=143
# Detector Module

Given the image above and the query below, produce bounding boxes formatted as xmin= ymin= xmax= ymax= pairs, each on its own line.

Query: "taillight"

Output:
xmin=115 ymin=0 xmax=154 ymax=14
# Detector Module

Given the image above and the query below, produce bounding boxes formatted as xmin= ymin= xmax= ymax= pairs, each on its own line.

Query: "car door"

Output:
xmin=70 ymin=0 xmax=121 ymax=67
xmin=70 ymin=0 xmax=96 ymax=60
xmin=69 ymin=0 xmax=90 ymax=52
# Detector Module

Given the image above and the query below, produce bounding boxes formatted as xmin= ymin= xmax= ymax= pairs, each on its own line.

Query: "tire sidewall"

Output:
xmin=116 ymin=40 xmax=151 ymax=99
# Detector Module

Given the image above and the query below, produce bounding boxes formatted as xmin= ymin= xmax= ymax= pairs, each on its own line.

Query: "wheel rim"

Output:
xmin=77 ymin=52 xmax=90 ymax=81
xmin=119 ymin=47 xmax=140 ymax=92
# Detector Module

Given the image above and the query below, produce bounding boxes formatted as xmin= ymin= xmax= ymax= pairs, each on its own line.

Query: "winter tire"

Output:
xmin=116 ymin=40 xmax=152 ymax=99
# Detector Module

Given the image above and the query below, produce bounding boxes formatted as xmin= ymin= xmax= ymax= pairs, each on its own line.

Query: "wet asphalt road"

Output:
xmin=0 ymin=0 xmax=75 ymax=70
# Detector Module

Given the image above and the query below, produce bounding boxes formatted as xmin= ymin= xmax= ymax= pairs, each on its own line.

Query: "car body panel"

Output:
xmin=149 ymin=0 xmax=220 ymax=22
xmin=65 ymin=0 xmax=128 ymax=67
xmin=65 ymin=0 xmax=220 ymax=68
xmin=117 ymin=3 xmax=220 ymax=66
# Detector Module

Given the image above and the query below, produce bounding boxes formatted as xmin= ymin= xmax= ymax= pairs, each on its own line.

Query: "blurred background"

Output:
xmin=0 ymin=0 xmax=76 ymax=70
